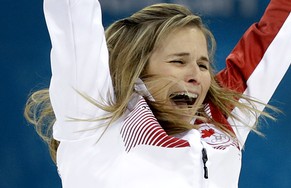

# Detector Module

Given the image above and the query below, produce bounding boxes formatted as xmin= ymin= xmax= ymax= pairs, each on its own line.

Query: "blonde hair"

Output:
xmin=25 ymin=3 xmax=275 ymax=163
xmin=104 ymin=3 xmax=215 ymax=129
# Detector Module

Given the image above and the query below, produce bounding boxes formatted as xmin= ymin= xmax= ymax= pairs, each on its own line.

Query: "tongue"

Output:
xmin=173 ymin=101 xmax=189 ymax=106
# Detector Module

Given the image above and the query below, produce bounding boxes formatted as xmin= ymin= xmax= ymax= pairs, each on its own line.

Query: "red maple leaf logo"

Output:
xmin=201 ymin=128 xmax=215 ymax=138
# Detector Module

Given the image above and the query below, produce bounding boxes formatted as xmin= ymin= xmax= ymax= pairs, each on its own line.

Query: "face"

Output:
xmin=145 ymin=26 xmax=211 ymax=120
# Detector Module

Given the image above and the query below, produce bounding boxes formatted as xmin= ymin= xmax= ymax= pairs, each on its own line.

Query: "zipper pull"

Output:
xmin=202 ymin=148 xmax=208 ymax=179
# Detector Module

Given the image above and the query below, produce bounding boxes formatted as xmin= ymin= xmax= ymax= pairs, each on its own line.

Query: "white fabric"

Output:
xmin=44 ymin=0 xmax=290 ymax=187
xmin=231 ymin=13 xmax=291 ymax=146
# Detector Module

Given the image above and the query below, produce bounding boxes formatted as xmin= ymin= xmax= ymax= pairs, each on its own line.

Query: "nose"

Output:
xmin=185 ymin=63 xmax=201 ymax=85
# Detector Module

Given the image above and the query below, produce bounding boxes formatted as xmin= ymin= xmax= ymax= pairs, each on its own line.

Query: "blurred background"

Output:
xmin=0 ymin=0 xmax=290 ymax=187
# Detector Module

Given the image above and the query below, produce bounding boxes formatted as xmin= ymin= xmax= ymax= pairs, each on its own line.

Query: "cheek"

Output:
xmin=202 ymin=73 xmax=211 ymax=94
xmin=147 ymin=65 xmax=177 ymax=77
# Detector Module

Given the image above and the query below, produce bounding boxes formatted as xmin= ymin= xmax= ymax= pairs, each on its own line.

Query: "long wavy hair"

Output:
xmin=25 ymin=3 xmax=275 ymax=163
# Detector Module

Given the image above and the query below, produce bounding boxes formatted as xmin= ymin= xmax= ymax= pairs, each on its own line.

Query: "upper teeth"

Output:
xmin=171 ymin=92 xmax=198 ymax=98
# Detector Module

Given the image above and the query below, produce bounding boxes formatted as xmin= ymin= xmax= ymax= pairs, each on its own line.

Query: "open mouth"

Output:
xmin=169 ymin=92 xmax=198 ymax=106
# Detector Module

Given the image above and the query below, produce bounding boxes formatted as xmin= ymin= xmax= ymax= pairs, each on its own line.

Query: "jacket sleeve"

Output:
xmin=216 ymin=0 xmax=291 ymax=145
xmin=44 ymin=0 xmax=113 ymax=141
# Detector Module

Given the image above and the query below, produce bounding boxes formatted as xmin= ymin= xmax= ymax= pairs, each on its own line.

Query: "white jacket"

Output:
xmin=44 ymin=0 xmax=291 ymax=187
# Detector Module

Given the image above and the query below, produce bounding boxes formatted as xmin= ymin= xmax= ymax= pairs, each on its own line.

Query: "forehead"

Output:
xmin=153 ymin=26 xmax=208 ymax=57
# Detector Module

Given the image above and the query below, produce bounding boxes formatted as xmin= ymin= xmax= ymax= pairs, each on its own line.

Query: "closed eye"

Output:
xmin=198 ymin=56 xmax=210 ymax=70
xmin=170 ymin=60 xmax=184 ymax=64
xmin=198 ymin=63 xmax=209 ymax=70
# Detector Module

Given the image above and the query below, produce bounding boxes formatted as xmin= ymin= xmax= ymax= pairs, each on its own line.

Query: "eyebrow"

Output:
xmin=168 ymin=52 xmax=210 ymax=62
xmin=167 ymin=52 xmax=190 ymax=58
xmin=199 ymin=56 xmax=210 ymax=63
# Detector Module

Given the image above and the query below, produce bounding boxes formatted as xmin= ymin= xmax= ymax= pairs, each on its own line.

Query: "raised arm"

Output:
xmin=216 ymin=0 xmax=291 ymax=144
xmin=44 ymin=0 xmax=113 ymax=141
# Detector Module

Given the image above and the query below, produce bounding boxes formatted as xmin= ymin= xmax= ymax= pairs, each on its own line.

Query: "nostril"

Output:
xmin=188 ymin=78 xmax=200 ymax=85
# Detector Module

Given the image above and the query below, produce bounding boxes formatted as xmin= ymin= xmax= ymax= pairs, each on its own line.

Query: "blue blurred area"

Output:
xmin=0 ymin=0 xmax=290 ymax=187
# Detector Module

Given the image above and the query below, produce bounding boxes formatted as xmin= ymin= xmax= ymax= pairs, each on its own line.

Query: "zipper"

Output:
xmin=202 ymin=147 xmax=208 ymax=179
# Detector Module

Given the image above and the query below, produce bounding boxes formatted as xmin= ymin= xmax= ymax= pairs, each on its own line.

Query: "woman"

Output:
xmin=25 ymin=0 xmax=291 ymax=187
